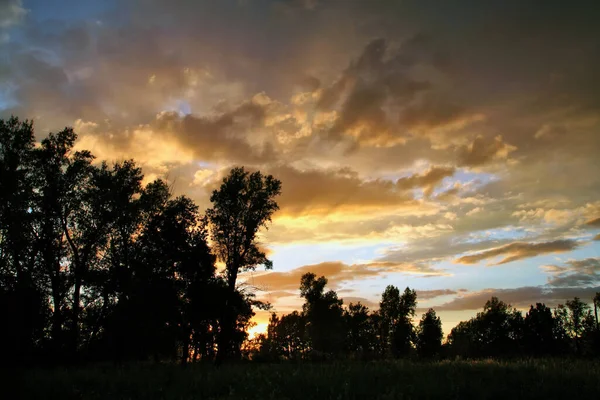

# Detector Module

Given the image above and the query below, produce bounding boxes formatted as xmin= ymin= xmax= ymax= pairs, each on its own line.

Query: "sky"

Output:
xmin=2 ymin=0 xmax=600 ymax=335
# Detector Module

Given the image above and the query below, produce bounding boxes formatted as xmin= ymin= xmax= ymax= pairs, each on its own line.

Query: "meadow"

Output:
xmin=15 ymin=359 xmax=600 ymax=400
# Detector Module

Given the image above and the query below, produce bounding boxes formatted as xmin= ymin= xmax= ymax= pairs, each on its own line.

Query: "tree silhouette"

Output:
xmin=0 ymin=117 xmax=45 ymax=365
xmin=206 ymin=167 xmax=281 ymax=362
xmin=300 ymin=272 xmax=344 ymax=357
xmin=379 ymin=286 xmax=416 ymax=358
xmin=263 ymin=311 xmax=309 ymax=360
xmin=32 ymin=127 xmax=100 ymax=358
xmin=416 ymin=309 xmax=443 ymax=358
xmin=344 ymin=302 xmax=377 ymax=358
xmin=447 ymin=297 xmax=523 ymax=358
xmin=523 ymin=303 xmax=562 ymax=356
xmin=556 ymin=297 xmax=594 ymax=355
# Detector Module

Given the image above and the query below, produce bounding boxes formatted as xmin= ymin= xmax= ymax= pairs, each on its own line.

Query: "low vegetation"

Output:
xmin=16 ymin=359 xmax=600 ymax=400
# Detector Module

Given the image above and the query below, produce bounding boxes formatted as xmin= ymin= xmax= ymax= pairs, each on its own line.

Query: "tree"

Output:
xmin=344 ymin=302 xmax=377 ymax=357
xmin=447 ymin=319 xmax=479 ymax=357
xmin=32 ymin=127 xmax=98 ymax=358
xmin=523 ymin=303 xmax=561 ymax=356
xmin=416 ymin=309 xmax=443 ymax=358
xmin=206 ymin=167 xmax=281 ymax=362
xmin=446 ymin=297 xmax=523 ymax=358
xmin=262 ymin=311 xmax=309 ymax=360
xmin=0 ymin=117 xmax=46 ymax=365
xmin=379 ymin=285 xmax=417 ymax=357
xmin=556 ymin=297 xmax=592 ymax=355
xmin=300 ymin=273 xmax=344 ymax=356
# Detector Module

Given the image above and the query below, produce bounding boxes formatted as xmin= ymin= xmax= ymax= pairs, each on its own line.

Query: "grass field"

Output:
xmin=15 ymin=359 xmax=600 ymax=399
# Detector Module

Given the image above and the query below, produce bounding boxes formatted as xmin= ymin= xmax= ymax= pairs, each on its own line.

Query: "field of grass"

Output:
xmin=15 ymin=359 xmax=600 ymax=399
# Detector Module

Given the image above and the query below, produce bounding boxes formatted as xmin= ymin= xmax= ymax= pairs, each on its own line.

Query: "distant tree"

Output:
xmin=379 ymin=286 xmax=417 ymax=357
xmin=416 ymin=309 xmax=443 ymax=358
xmin=477 ymin=297 xmax=523 ymax=357
xmin=206 ymin=167 xmax=281 ymax=363
xmin=523 ymin=303 xmax=561 ymax=356
xmin=300 ymin=273 xmax=344 ymax=356
xmin=447 ymin=319 xmax=479 ymax=357
xmin=368 ymin=311 xmax=386 ymax=357
xmin=447 ymin=297 xmax=523 ymax=358
xmin=262 ymin=311 xmax=309 ymax=360
xmin=556 ymin=297 xmax=593 ymax=355
xmin=379 ymin=285 xmax=400 ymax=356
xmin=344 ymin=302 xmax=377 ymax=357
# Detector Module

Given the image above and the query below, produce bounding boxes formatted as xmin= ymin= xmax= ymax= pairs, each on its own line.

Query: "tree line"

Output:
xmin=2 ymin=116 xmax=599 ymax=367
xmin=252 ymin=274 xmax=600 ymax=360
xmin=0 ymin=117 xmax=281 ymax=366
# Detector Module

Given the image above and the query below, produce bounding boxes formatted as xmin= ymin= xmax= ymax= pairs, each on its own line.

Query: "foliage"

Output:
xmin=206 ymin=166 xmax=281 ymax=362
xmin=0 ymin=117 xmax=279 ymax=366
xmin=416 ymin=309 xmax=443 ymax=358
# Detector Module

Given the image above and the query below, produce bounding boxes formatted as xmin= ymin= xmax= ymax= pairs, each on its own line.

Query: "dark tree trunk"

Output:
xmin=71 ymin=276 xmax=82 ymax=357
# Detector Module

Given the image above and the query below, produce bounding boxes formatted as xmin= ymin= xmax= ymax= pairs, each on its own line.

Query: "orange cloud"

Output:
xmin=242 ymin=260 xmax=447 ymax=292
xmin=396 ymin=166 xmax=455 ymax=196
xmin=454 ymin=240 xmax=580 ymax=265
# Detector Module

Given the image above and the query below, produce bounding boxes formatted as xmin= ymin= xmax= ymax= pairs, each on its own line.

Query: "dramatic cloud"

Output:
xmin=270 ymin=165 xmax=419 ymax=217
xmin=2 ymin=0 xmax=600 ymax=319
xmin=455 ymin=240 xmax=581 ymax=266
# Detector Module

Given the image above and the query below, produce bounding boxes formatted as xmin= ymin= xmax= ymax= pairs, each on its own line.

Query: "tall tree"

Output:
xmin=206 ymin=167 xmax=281 ymax=362
xmin=300 ymin=273 xmax=344 ymax=356
xmin=416 ymin=309 xmax=443 ymax=358
xmin=344 ymin=302 xmax=377 ymax=357
xmin=557 ymin=297 xmax=592 ymax=355
xmin=379 ymin=286 xmax=417 ymax=357
xmin=32 ymin=127 xmax=98 ymax=357
xmin=0 ymin=117 xmax=45 ymax=365
xmin=523 ymin=303 xmax=560 ymax=356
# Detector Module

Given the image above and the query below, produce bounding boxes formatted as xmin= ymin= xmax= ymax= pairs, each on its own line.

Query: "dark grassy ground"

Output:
xmin=14 ymin=359 xmax=600 ymax=399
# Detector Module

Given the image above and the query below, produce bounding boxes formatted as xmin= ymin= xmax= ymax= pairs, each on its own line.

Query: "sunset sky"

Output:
xmin=1 ymin=0 xmax=599 ymax=335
